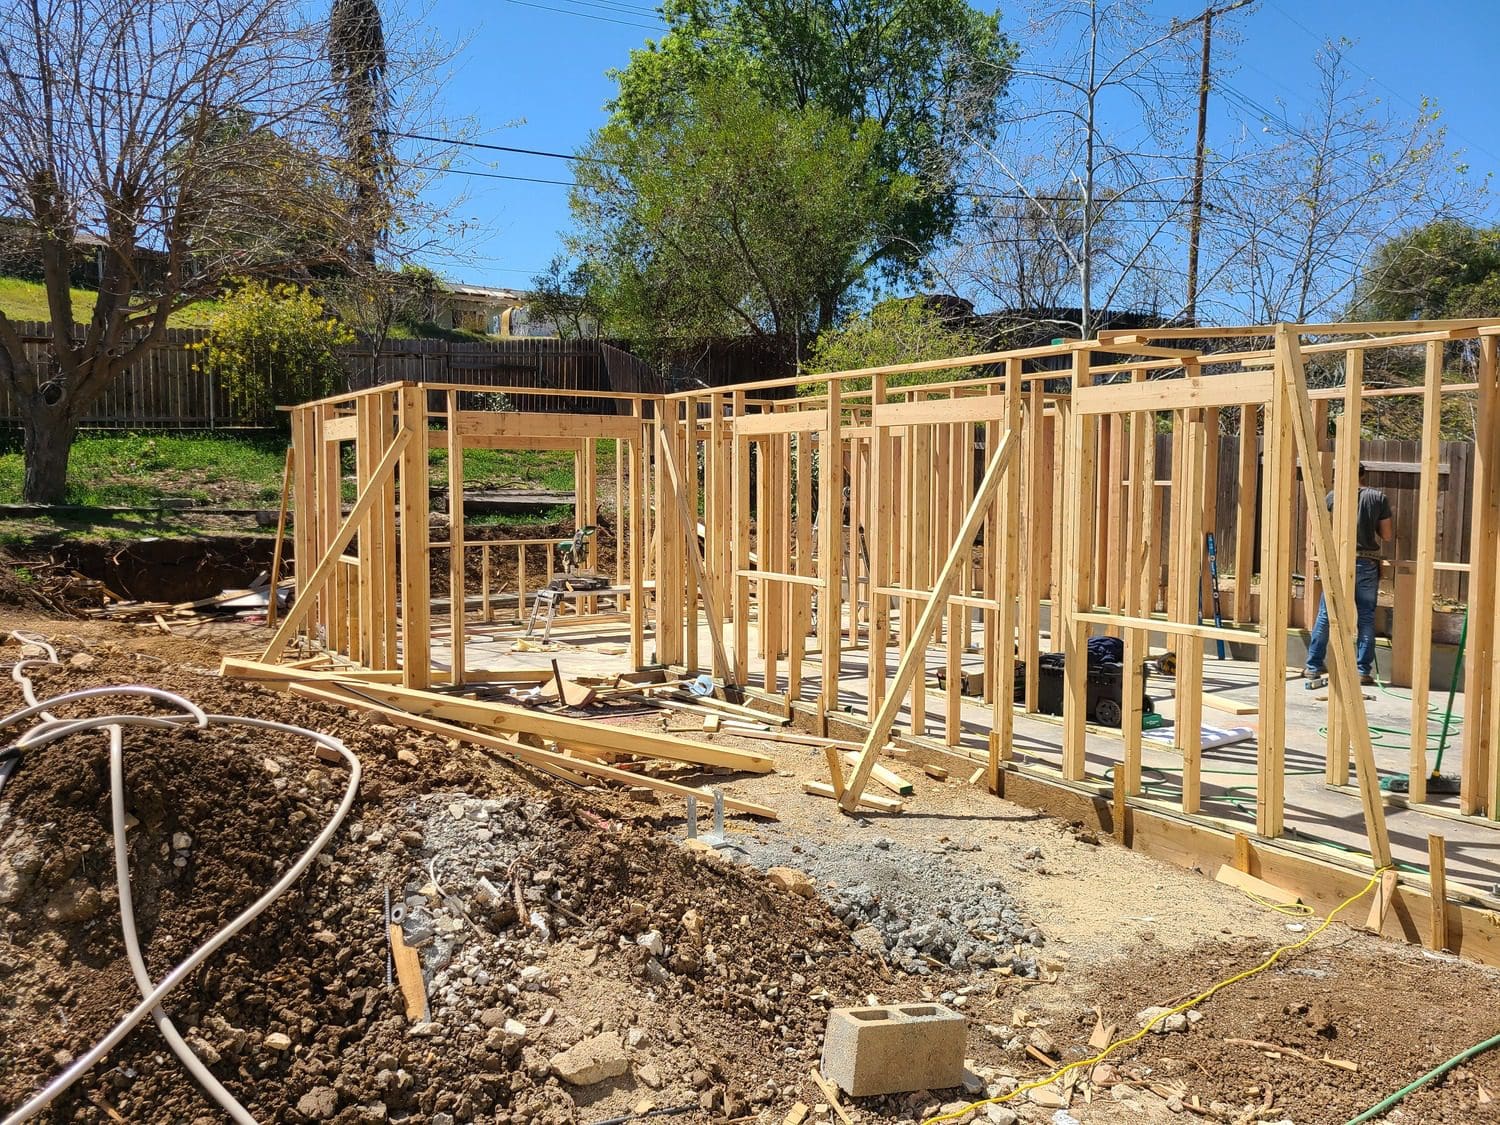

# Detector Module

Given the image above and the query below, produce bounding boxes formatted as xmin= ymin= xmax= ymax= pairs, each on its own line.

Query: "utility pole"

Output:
xmin=1175 ymin=0 xmax=1253 ymax=325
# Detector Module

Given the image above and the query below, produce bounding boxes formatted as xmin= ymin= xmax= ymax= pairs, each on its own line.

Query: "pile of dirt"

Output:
xmin=0 ymin=646 xmax=925 ymax=1124
xmin=1052 ymin=937 xmax=1500 ymax=1124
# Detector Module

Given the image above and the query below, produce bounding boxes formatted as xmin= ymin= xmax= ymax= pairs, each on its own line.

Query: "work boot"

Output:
xmin=1360 ymin=672 xmax=1376 ymax=686
xmin=1302 ymin=667 xmax=1322 ymax=680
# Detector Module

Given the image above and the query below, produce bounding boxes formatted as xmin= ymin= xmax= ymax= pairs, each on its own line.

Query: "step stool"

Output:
xmin=526 ymin=587 xmax=566 ymax=643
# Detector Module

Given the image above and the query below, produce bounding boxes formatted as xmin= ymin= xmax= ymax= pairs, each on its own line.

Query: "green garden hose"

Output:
xmin=1432 ymin=606 xmax=1468 ymax=775
xmin=1343 ymin=1029 xmax=1500 ymax=1124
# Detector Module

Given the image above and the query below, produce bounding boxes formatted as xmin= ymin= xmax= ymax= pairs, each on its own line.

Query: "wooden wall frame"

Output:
xmin=261 ymin=319 xmax=1500 ymax=966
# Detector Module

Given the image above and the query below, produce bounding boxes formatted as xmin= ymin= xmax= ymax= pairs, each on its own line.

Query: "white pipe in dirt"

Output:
xmin=1 ymin=637 xmax=362 ymax=1125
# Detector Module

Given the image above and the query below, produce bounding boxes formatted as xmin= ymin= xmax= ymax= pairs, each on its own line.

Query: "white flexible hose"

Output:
xmin=109 ymin=722 xmax=257 ymax=1125
xmin=1 ymin=637 xmax=363 ymax=1125
xmin=7 ymin=686 xmax=208 ymax=741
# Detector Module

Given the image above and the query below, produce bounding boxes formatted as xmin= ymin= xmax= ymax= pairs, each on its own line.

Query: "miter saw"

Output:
xmin=550 ymin=525 xmax=609 ymax=591
xmin=524 ymin=526 xmax=610 ymax=641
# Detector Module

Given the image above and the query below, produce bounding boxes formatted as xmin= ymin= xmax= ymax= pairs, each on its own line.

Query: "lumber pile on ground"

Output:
xmin=90 ymin=573 xmax=292 ymax=622
xmin=221 ymin=657 xmax=779 ymax=820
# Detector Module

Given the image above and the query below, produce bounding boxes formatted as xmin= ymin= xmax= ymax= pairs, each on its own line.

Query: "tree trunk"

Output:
xmin=21 ymin=400 xmax=78 ymax=504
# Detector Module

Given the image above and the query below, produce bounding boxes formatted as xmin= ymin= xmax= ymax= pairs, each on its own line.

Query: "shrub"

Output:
xmin=195 ymin=280 xmax=354 ymax=422
xmin=800 ymin=298 xmax=982 ymax=397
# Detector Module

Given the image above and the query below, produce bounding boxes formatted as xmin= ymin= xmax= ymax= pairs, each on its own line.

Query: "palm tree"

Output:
xmin=328 ymin=0 xmax=390 ymax=263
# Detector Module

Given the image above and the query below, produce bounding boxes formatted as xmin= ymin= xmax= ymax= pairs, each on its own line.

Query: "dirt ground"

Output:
xmin=3 ymin=610 xmax=1500 ymax=1125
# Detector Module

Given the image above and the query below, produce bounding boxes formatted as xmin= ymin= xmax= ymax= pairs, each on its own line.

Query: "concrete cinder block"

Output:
xmin=820 ymin=1003 xmax=967 ymax=1096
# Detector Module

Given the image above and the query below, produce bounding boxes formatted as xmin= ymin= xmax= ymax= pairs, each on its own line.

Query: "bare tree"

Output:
xmin=1198 ymin=38 xmax=1484 ymax=325
xmin=936 ymin=0 xmax=1198 ymax=338
xmin=0 ymin=0 xmax=459 ymax=502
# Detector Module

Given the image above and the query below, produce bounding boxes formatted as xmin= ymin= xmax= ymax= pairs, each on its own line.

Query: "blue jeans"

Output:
xmin=1306 ymin=558 xmax=1380 ymax=676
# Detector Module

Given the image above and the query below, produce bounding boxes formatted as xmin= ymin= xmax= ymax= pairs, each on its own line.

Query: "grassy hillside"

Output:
xmin=0 ymin=276 xmax=219 ymax=328
xmin=0 ymin=433 xmax=289 ymax=508
xmin=0 ymin=432 xmax=617 ymax=511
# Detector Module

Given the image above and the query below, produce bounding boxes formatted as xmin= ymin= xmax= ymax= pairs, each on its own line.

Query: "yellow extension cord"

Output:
xmin=923 ymin=867 xmax=1388 ymax=1125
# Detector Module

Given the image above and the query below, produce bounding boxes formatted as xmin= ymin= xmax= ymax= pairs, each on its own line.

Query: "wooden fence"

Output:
xmin=0 ymin=324 xmax=237 ymax=429
xmin=0 ymin=324 xmax=671 ymax=428
xmin=1198 ymin=435 xmax=1474 ymax=602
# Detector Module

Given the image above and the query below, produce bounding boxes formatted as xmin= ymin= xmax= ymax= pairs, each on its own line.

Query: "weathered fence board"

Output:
xmin=0 ymin=323 xmax=671 ymax=428
xmin=1202 ymin=434 xmax=1472 ymax=603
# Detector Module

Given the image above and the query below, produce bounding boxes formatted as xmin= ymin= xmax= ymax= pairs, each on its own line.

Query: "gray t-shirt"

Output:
xmin=1324 ymin=487 xmax=1392 ymax=558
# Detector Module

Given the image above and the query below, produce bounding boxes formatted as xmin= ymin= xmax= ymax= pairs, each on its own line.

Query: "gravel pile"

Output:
xmin=398 ymin=793 xmax=571 ymax=1003
xmin=727 ymin=833 xmax=1044 ymax=975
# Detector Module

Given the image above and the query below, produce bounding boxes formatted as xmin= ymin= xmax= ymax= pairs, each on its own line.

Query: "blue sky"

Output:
xmin=414 ymin=0 xmax=1500 ymax=298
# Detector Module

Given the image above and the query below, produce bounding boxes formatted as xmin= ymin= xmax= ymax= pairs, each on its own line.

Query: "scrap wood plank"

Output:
xmin=271 ymin=677 xmax=776 ymax=775
xmin=1225 ymin=1039 xmax=1357 ymax=1072
xmin=389 ymin=923 xmax=427 ymax=1021
xmin=551 ymin=660 xmax=596 ymax=707
xmin=1214 ymin=864 xmax=1302 ymax=906
xmin=1088 ymin=1009 xmax=1118 ymax=1050
xmin=1366 ymin=869 xmax=1400 ymax=933
xmin=1200 ymin=692 xmax=1258 ymax=716
xmin=287 ymin=680 xmax=779 ymax=819
xmin=1429 ymin=834 xmax=1449 ymax=952
xmin=808 ymin=1067 xmax=856 ymax=1125
xmin=226 ymin=659 xmax=558 ymax=692
xmin=673 ymin=691 xmax=791 ymax=725
xmin=782 ymin=1103 xmax=810 ymax=1125
xmin=841 ymin=752 xmax=913 ymax=796
xmin=221 ymin=657 xmax=408 ymax=685
xmin=722 ymin=724 xmax=861 ymax=751
xmin=803 ymin=780 xmax=902 ymax=813
xmin=652 ymin=698 xmax=771 ymax=730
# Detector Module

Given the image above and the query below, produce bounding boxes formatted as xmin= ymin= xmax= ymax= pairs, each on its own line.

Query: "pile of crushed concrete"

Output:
xmin=727 ymin=833 xmax=1045 ymax=975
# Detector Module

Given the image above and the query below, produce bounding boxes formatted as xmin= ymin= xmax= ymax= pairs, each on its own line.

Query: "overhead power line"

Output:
xmin=397 ymin=131 xmax=608 ymax=164
xmin=498 ymin=0 xmax=663 ymax=31
xmin=410 ymin=162 xmax=577 ymax=187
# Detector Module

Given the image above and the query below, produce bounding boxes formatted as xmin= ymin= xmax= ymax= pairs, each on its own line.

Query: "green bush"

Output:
xmin=800 ymin=298 xmax=982 ymax=397
xmin=195 ymin=280 xmax=353 ymax=422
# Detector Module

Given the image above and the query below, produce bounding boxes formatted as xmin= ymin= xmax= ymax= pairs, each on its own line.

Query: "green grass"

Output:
xmin=0 ymin=432 xmax=289 ymax=508
xmin=0 ymin=276 xmax=219 ymax=327
xmin=0 ymin=430 xmax=616 ymax=542
xmin=429 ymin=448 xmax=575 ymax=492
xmin=430 ymin=441 xmax=616 ymax=492
xmin=386 ymin=320 xmax=494 ymax=343
xmin=468 ymin=505 xmax=575 ymax=528
xmin=0 ymin=512 xmax=262 ymax=546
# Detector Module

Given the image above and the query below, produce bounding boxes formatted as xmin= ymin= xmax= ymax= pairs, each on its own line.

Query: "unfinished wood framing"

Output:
xmin=249 ymin=318 xmax=1500 ymax=969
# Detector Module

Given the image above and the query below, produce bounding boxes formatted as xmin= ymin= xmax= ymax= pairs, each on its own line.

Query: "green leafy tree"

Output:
xmin=802 ymin=297 xmax=981 ymax=395
xmin=195 ymin=281 xmax=354 ymax=424
xmin=604 ymin=0 xmax=1015 ymax=302
xmin=527 ymin=255 xmax=606 ymax=339
xmin=571 ymin=75 xmax=916 ymax=350
xmin=1353 ymin=220 xmax=1500 ymax=321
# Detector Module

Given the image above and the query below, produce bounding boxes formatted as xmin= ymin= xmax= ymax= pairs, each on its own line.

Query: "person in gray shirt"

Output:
xmin=1305 ymin=463 xmax=1393 ymax=685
